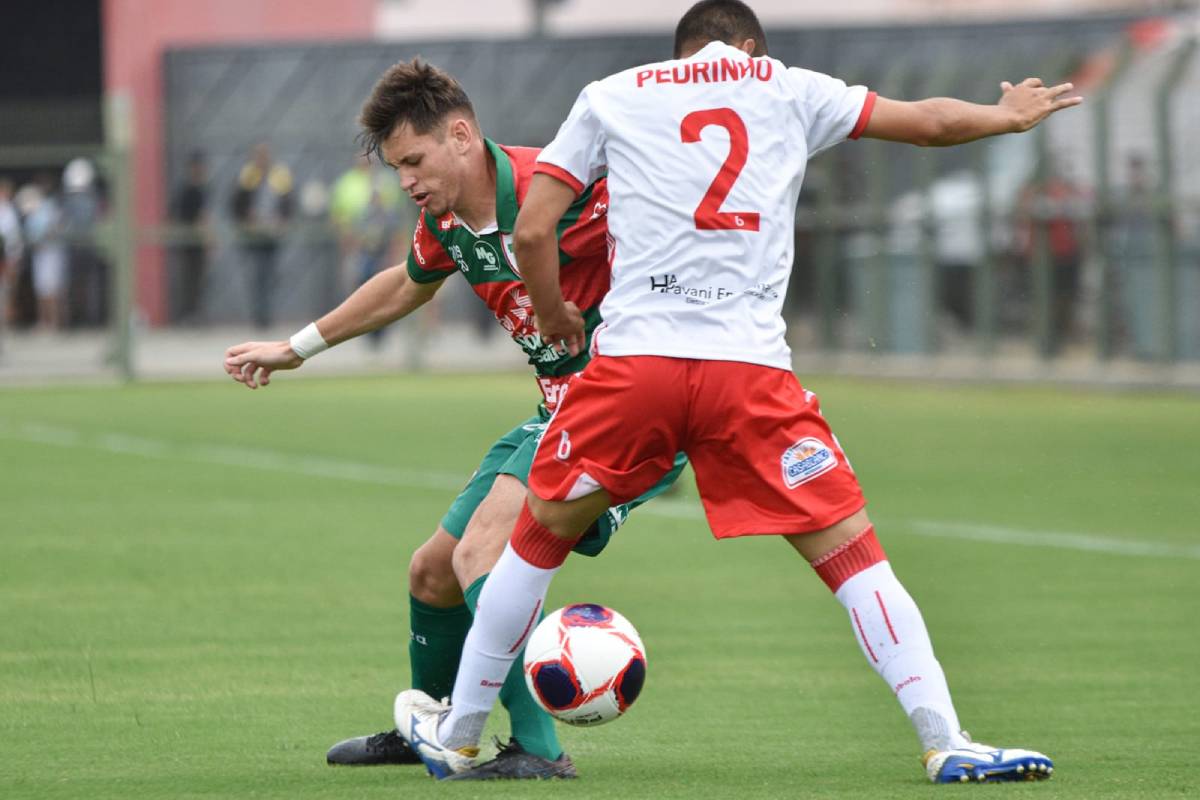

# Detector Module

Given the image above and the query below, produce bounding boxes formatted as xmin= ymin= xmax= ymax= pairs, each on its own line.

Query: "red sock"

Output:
xmin=510 ymin=502 xmax=580 ymax=569
xmin=811 ymin=525 xmax=887 ymax=592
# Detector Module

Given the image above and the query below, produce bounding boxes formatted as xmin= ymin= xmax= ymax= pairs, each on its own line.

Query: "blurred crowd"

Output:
xmin=168 ymin=143 xmax=415 ymax=337
xmin=0 ymin=143 xmax=1185 ymax=361
xmin=0 ymin=159 xmax=108 ymax=335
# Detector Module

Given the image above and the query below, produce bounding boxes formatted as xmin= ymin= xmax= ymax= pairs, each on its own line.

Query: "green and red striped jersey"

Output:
xmin=406 ymin=139 xmax=610 ymax=413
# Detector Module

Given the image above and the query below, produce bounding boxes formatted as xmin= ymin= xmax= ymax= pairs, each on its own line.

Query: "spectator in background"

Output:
xmin=231 ymin=143 xmax=293 ymax=329
xmin=172 ymin=151 xmax=212 ymax=324
xmin=0 ymin=178 xmax=23 ymax=333
xmin=351 ymin=185 xmax=405 ymax=348
xmin=1018 ymin=164 xmax=1087 ymax=356
xmin=62 ymin=157 xmax=107 ymax=327
xmin=1113 ymin=153 xmax=1156 ymax=357
xmin=930 ymin=171 xmax=985 ymax=333
xmin=24 ymin=175 xmax=68 ymax=331
xmin=329 ymin=155 xmax=401 ymax=298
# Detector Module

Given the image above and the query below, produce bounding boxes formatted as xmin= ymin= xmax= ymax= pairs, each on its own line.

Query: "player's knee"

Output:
xmin=408 ymin=540 xmax=461 ymax=606
xmin=451 ymin=517 xmax=508 ymax=589
xmin=528 ymin=491 xmax=606 ymax=540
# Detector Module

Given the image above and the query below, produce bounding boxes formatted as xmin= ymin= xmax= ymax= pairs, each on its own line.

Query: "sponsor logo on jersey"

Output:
xmin=744 ymin=282 xmax=779 ymax=301
xmin=473 ymin=240 xmax=500 ymax=272
xmin=590 ymin=201 xmax=608 ymax=220
xmin=781 ymin=437 xmax=837 ymax=489
xmin=649 ymin=273 xmax=735 ymax=305
xmin=499 ymin=232 xmax=521 ymax=276
xmin=448 ymin=244 xmax=470 ymax=274
xmin=537 ymin=375 xmax=571 ymax=412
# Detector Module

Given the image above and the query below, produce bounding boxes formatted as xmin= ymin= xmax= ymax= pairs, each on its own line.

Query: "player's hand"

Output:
xmin=999 ymin=77 xmax=1082 ymax=132
xmin=537 ymin=301 xmax=586 ymax=357
xmin=223 ymin=340 xmax=303 ymax=390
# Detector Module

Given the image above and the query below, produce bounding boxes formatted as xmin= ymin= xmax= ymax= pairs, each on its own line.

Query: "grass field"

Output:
xmin=2 ymin=372 xmax=1198 ymax=799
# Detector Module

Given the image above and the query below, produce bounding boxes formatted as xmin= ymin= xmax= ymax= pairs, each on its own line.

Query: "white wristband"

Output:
xmin=289 ymin=322 xmax=329 ymax=360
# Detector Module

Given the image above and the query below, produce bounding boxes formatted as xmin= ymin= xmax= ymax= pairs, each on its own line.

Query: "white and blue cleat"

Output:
xmin=924 ymin=741 xmax=1054 ymax=783
xmin=393 ymin=690 xmax=479 ymax=780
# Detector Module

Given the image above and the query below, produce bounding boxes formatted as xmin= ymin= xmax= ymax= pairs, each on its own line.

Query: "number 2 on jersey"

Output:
xmin=680 ymin=108 xmax=760 ymax=232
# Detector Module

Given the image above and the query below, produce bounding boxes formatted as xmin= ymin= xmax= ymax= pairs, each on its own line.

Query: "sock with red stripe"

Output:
xmin=813 ymin=527 xmax=967 ymax=752
xmin=462 ymin=575 xmax=562 ymax=761
xmin=439 ymin=504 xmax=578 ymax=751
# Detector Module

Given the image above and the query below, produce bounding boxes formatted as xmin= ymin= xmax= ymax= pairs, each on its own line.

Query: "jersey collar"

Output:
xmin=450 ymin=139 xmax=513 ymax=236
xmin=486 ymin=138 xmax=518 ymax=234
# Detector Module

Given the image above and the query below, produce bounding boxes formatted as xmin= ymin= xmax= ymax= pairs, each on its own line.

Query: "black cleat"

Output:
xmin=326 ymin=729 xmax=423 ymax=766
xmin=444 ymin=738 xmax=577 ymax=781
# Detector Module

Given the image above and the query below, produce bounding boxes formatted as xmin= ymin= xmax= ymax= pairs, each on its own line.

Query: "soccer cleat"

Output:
xmin=924 ymin=740 xmax=1054 ymax=783
xmin=325 ymin=729 xmax=422 ymax=766
xmin=393 ymin=690 xmax=479 ymax=779
xmin=444 ymin=738 xmax=578 ymax=781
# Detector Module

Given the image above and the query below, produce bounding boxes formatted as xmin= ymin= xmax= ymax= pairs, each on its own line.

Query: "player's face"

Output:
xmin=381 ymin=119 xmax=470 ymax=218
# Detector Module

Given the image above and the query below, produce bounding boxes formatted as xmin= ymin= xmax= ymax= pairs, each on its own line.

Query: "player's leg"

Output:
xmin=326 ymin=527 xmax=463 ymax=766
xmin=786 ymin=512 xmax=1053 ymax=783
xmin=329 ymin=419 xmax=532 ymax=767
xmin=396 ymin=356 xmax=685 ymax=778
xmin=690 ymin=361 xmax=1051 ymax=783
xmin=408 ymin=528 xmax=470 ymax=701
xmin=450 ymin=473 xmax=572 ymax=775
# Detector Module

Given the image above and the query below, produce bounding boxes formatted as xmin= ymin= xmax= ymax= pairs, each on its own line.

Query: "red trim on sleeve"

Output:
xmin=848 ymin=90 xmax=877 ymax=140
xmin=533 ymin=162 xmax=585 ymax=196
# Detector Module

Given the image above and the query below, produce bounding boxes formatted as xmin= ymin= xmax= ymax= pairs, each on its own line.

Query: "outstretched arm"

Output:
xmin=513 ymin=173 xmax=586 ymax=357
xmin=223 ymin=264 xmax=441 ymax=389
xmin=863 ymin=77 xmax=1081 ymax=147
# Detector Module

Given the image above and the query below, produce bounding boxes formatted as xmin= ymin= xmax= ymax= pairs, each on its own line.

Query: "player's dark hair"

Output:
xmin=357 ymin=58 xmax=477 ymax=160
xmin=674 ymin=0 xmax=768 ymax=58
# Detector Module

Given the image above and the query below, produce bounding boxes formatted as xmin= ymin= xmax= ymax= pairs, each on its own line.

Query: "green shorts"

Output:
xmin=440 ymin=411 xmax=687 ymax=557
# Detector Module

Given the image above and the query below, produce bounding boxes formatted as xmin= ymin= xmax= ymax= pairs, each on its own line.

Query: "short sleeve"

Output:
xmin=406 ymin=212 xmax=456 ymax=284
xmin=535 ymin=84 xmax=607 ymax=196
xmin=784 ymin=68 xmax=875 ymax=157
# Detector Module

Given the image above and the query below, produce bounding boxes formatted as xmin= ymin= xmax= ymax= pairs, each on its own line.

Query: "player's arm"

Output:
xmin=863 ymin=78 xmax=1081 ymax=147
xmin=223 ymin=264 xmax=441 ymax=389
xmin=513 ymin=173 xmax=587 ymax=357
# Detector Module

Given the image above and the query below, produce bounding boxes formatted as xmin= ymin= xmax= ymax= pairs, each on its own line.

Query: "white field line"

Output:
xmin=4 ymin=419 xmax=1197 ymax=561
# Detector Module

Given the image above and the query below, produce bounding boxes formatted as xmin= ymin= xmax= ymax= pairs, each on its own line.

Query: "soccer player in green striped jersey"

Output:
xmin=224 ymin=59 xmax=684 ymax=780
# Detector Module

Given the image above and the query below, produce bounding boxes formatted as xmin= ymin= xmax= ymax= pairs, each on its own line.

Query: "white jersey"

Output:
xmin=536 ymin=41 xmax=874 ymax=369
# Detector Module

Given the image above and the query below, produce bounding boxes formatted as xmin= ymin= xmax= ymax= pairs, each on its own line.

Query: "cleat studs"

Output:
xmin=959 ymin=775 xmax=969 ymax=783
xmin=1046 ymin=767 xmax=1054 ymax=775
xmin=976 ymin=772 xmax=987 ymax=782
xmin=1038 ymin=763 xmax=1048 ymax=772
xmin=1016 ymin=765 xmax=1025 ymax=774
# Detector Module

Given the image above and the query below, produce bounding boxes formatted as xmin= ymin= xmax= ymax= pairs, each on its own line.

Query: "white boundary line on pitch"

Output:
xmin=4 ymin=419 xmax=1198 ymax=561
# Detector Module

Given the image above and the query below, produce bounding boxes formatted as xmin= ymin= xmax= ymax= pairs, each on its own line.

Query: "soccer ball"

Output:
xmin=523 ymin=603 xmax=647 ymax=726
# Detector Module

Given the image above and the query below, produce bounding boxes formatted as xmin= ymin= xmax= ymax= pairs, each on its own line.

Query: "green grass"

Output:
xmin=1 ymin=373 xmax=1197 ymax=799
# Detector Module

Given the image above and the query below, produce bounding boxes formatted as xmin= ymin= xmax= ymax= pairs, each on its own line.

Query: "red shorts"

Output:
xmin=529 ymin=356 xmax=866 ymax=538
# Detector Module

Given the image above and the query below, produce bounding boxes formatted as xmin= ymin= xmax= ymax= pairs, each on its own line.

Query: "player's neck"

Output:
xmin=451 ymin=144 xmax=498 ymax=232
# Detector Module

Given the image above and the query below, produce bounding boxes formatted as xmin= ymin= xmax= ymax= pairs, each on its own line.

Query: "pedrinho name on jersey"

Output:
xmin=636 ymin=57 xmax=773 ymax=88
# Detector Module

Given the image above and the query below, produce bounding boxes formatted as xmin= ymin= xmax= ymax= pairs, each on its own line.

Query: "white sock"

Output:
xmin=439 ymin=543 xmax=559 ymax=750
xmin=834 ymin=561 xmax=968 ymax=752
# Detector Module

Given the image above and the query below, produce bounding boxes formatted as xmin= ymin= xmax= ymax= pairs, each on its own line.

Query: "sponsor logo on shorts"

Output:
xmin=781 ymin=437 xmax=837 ymax=489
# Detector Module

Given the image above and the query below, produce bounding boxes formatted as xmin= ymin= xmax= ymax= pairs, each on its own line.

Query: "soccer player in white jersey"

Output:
xmin=394 ymin=0 xmax=1082 ymax=784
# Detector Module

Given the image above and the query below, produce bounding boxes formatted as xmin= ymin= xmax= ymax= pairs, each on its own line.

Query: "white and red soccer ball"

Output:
xmin=522 ymin=603 xmax=647 ymax=726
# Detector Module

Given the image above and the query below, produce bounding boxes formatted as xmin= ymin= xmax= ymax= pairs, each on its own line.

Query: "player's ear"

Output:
xmin=737 ymin=38 xmax=757 ymax=56
xmin=449 ymin=117 xmax=473 ymax=154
